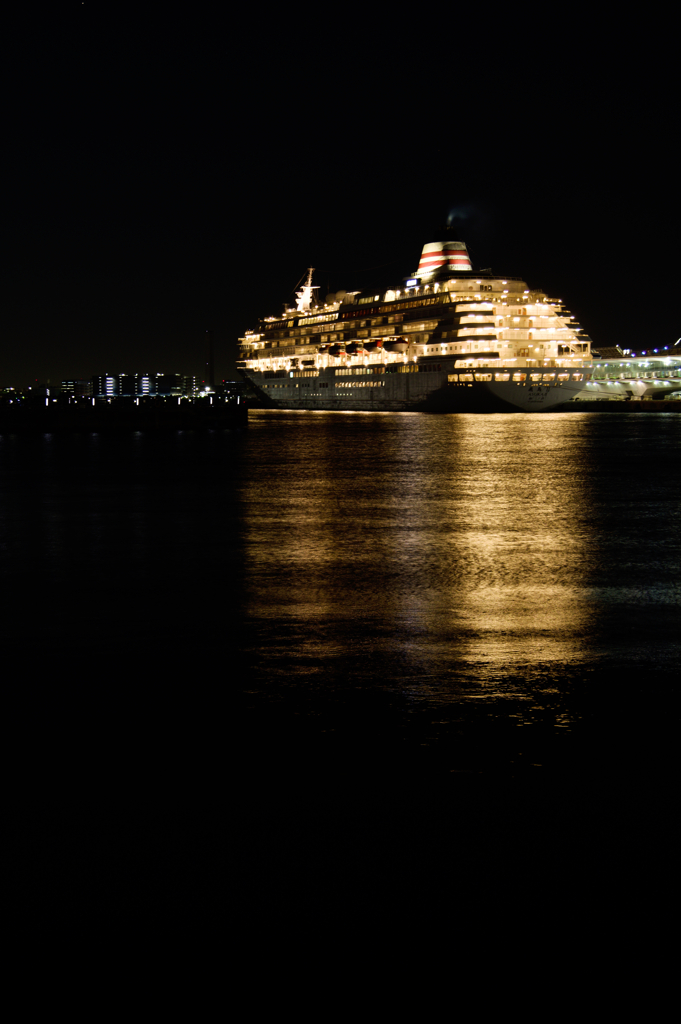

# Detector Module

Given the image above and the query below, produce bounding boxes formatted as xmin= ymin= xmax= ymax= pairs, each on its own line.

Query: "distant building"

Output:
xmin=61 ymin=379 xmax=93 ymax=398
xmin=91 ymin=374 xmax=196 ymax=398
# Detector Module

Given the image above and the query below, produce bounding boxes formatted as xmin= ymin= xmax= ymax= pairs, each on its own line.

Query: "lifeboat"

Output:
xmin=363 ymin=341 xmax=383 ymax=353
xmin=383 ymin=339 xmax=408 ymax=353
xmin=328 ymin=345 xmax=344 ymax=357
xmin=345 ymin=342 xmax=368 ymax=356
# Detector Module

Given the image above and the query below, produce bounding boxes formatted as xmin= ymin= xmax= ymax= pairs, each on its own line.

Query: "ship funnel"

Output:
xmin=416 ymin=240 xmax=472 ymax=279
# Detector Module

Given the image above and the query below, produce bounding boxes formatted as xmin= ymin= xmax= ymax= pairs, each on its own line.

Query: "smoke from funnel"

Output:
xmin=446 ymin=204 xmax=476 ymax=227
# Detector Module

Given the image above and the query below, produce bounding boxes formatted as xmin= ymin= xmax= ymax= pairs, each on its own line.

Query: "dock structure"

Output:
xmin=0 ymin=392 xmax=248 ymax=433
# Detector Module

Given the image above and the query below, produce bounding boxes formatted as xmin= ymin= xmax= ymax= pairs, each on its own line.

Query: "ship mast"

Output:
xmin=296 ymin=267 xmax=318 ymax=313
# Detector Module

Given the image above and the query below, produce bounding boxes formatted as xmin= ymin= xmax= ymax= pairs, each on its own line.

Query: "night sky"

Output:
xmin=3 ymin=7 xmax=678 ymax=389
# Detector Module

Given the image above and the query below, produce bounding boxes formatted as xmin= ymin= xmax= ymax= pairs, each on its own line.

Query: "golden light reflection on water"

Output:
xmin=243 ymin=411 xmax=595 ymax=677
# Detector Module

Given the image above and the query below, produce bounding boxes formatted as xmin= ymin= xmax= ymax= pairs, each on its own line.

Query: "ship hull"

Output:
xmin=239 ymin=364 xmax=588 ymax=413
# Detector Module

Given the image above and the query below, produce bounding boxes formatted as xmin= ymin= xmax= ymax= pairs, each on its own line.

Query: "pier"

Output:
xmin=0 ymin=394 xmax=248 ymax=434
xmin=559 ymin=399 xmax=680 ymax=413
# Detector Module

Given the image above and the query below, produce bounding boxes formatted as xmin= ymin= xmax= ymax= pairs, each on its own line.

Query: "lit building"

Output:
xmin=91 ymin=374 xmax=196 ymax=398
xmin=61 ymin=379 xmax=93 ymax=398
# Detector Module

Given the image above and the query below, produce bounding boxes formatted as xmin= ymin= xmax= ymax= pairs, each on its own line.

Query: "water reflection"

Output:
xmin=2 ymin=415 xmax=677 ymax=790
xmin=242 ymin=412 xmax=597 ymax=693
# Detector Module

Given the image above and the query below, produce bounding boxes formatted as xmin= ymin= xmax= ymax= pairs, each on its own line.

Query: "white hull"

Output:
xmin=241 ymin=363 xmax=590 ymax=413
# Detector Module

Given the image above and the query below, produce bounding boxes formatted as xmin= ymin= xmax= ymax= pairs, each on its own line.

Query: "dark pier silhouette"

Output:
xmin=0 ymin=393 xmax=248 ymax=434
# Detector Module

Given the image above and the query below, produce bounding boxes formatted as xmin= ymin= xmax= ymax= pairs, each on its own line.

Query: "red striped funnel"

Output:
xmin=417 ymin=240 xmax=472 ymax=277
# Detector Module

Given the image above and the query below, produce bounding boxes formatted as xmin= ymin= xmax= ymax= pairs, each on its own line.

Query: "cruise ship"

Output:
xmin=236 ymin=237 xmax=678 ymax=412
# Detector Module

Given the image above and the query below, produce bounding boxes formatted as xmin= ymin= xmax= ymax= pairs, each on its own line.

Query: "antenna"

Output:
xmin=205 ymin=330 xmax=215 ymax=389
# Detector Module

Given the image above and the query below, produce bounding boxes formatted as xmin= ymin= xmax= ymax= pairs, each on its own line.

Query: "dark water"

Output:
xmin=3 ymin=411 xmax=679 ymax=918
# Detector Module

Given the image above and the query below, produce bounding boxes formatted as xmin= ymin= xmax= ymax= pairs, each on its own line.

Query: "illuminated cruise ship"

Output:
xmin=236 ymin=236 xmax=596 ymax=412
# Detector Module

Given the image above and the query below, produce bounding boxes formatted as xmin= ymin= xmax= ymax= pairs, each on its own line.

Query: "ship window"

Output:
xmin=542 ymin=374 xmax=556 ymax=382
xmin=530 ymin=373 xmax=543 ymax=381
xmin=571 ymin=374 xmax=583 ymax=381
xmin=512 ymin=373 xmax=526 ymax=382
xmin=557 ymin=374 xmax=570 ymax=381
xmin=475 ymin=373 xmax=493 ymax=381
xmin=494 ymin=373 xmax=510 ymax=381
